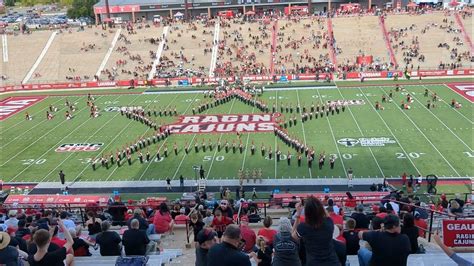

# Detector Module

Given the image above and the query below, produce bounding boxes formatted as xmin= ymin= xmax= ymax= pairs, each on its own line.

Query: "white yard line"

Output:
xmin=274 ymin=91 xmax=278 ymax=179
xmin=0 ymin=97 xmax=64 ymax=137
xmin=410 ymin=88 xmax=473 ymax=151
xmin=378 ymin=87 xmax=461 ymax=176
xmin=46 ymin=93 xmax=148 ymax=183
xmin=357 ymin=88 xmax=421 ymax=175
xmin=148 ymin=26 xmax=169 ymax=80
xmin=208 ymin=17 xmax=220 ymax=78
xmin=8 ymin=95 xmax=113 ymax=181
xmin=295 ymin=90 xmax=312 ymax=178
xmin=335 ymin=87 xmax=385 ymax=177
xmin=0 ymin=95 xmax=89 ymax=168
xmin=22 ymin=31 xmax=57 ymax=84
xmin=204 ymin=99 xmax=236 ymax=179
xmin=171 ymin=96 xmax=215 ymax=180
xmin=435 ymin=85 xmax=473 ymax=125
xmin=95 ymin=28 xmax=122 ymax=79
xmin=315 ymin=89 xmax=347 ymax=178
xmin=2 ymin=34 xmax=8 ymax=62
xmin=137 ymin=94 xmax=198 ymax=181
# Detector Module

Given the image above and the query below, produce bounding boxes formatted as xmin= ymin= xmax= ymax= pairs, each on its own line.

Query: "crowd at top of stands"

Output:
xmin=0 ymin=189 xmax=471 ymax=266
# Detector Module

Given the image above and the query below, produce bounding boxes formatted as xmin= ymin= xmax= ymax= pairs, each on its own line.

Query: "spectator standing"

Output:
xmin=28 ymin=219 xmax=74 ymax=266
xmin=207 ymin=224 xmax=252 ymax=266
xmin=327 ymin=206 xmax=343 ymax=230
xmin=15 ymin=220 xmax=31 ymax=239
xmin=189 ymin=213 xmax=205 ymax=246
xmin=358 ymin=214 xmax=411 ymax=266
xmin=108 ymin=199 xmax=127 ymax=226
xmin=96 ymin=221 xmax=122 ymax=256
xmin=122 ymin=219 xmax=152 ymax=255
xmin=291 ymin=197 xmax=340 ymax=266
xmin=257 ymin=216 xmax=277 ymax=247
xmin=400 ymin=214 xmax=419 ymax=254
xmin=153 ymin=202 xmax=175 ymax=235
xmin=195 ymin=228 xmax=218 ymax=266
xmin=272 ymin=217 xmax=300 ymax=266
xmin=0 ymin=231 xmax=19 ymax=266
xmin=350 ymin=205 xmax=369 ymax=229
xmin=342 ymin=218 xmax=360 ymax=255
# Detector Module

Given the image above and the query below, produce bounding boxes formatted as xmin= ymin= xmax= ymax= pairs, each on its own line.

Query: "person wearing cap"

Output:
xmin=350 ymin=205 xmax=369 ymax=230
xmin=239 ymin=216 xmax=256 ymax=253
xmin=207 ymin=224 xmax=253 ymax=266
xmin=0 ymin=231 xmax=20 ymax=266
xmin=272 ymin=217 xmax=300 ymax=266
xmin=195 ymin=228 xmax=218 ymax=266
xmin=358 ymin=214 xmax=411 ymax=266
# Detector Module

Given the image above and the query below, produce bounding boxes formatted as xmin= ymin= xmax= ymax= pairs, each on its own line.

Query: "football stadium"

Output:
xmin=0 ymin=1 xmax=473 ymax=265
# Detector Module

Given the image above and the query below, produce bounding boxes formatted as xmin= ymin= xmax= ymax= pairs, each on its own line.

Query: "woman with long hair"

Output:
xmin=85 ymin=211 xmax=102 ymax=240
xmin=153 ymin=202 xmax=174 ymax=234
xmin=401 ymin=213 xmax=419 ymax=254
xmin=291 ymin=196 xmax=340 ymax=266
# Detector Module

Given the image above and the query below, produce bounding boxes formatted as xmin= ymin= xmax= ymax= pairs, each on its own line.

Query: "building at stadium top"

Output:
xmin=93 ymin=0 xmax=397 ymax=22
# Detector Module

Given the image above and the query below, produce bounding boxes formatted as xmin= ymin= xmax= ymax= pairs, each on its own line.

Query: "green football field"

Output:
xmin=0 ymin=82 xmax=472 ymax=184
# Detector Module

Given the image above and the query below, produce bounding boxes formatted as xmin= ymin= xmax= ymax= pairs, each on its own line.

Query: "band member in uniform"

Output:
xmin=195 ymin=142 xmax=199 ymax=153
xmin=138 ymin=152 xmax=144 ymax=163
xmin=127 ymin=154 xmax=132 ymax=165
xmin=185 ymin=142 xmax=190 ymax=154
xmin=217 ymin=141 xmax=222 ymax=152
xmin=268 ymin=147 xmax=273 ymax=160
xmin=65 ymin=110 xmax=72 ymax=120
xmin=261 ymin=144 xmax=266 ymax=157
xmin=25 ymin=112 xmax=32 ymax=120
xmin=146 ymin=150 xmax=150 ymax=162
xmin=297 ymin=154 xmax=302 ymax=167
xmin=239 ymin=142 xmax=244 ymax=154
xmin=319 ymin=155 xmax=324 ymax=170
xmin=202 ymin=140 xmax=206 ymax=152
xmin=164 ymin=146 xmax=168 ymax=157
xmin=330 ymin=155 xmax=335 ymax=169
xmin=287 ymin=151 xmax=291 ymax=166
xmin=225 ymin=140 xmax=230 ymax=153
xmin=208 ymin=139 xmax=213 ymax=151
xmin=174 ymin=142 xmax=178 ymax=155
xmin=91 ymin=158 xmax=96 ymax=171
xmin=251 ymin=141 xmax=255 ymax=155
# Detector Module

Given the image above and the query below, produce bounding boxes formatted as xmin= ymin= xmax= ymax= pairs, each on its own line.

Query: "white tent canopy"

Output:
xmin=174 ymin=12 xmax=184 ymax=17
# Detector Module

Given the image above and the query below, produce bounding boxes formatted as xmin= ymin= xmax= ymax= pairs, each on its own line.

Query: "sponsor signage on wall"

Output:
xmin=166 ymin=113 xmax=279 ymax=134
xmin=442 ymin=220 xmax=474 ymax=247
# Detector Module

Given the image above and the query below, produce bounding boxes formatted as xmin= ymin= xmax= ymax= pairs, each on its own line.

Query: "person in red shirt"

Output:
xmin=401 ymin=172 xmax=407 ymax=186
xmin=328 ymin=206 xmax=344 ymax=230
xmin=344 ymin=192 xmax=357 ymax=208
xmin=211 ymin=209 xmax=233 ymax=243
xmin=257 ymin=216 xmax=277 ymax=246
xmin=50 ymin=226 xmax=67 ymax=248
xmin=414 ymin=213 xmax=427 ymax=238
xmin=239 ymin=217 xmax=256 ymax=253
xmin=153 ymin=202 xmax=174 ymax=235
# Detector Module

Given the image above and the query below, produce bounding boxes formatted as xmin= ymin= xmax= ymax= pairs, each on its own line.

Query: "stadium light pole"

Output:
xmin=308 ymin=0 xmax=312 ymax=15
xmin=184 ymin=0 xmax=189 ymax=22
xmin=105 ymin=0 xmax=112 ymax=27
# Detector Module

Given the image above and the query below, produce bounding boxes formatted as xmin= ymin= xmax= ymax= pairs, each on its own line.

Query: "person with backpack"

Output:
xmin=272 ymin=217 xmax=301 ymax=266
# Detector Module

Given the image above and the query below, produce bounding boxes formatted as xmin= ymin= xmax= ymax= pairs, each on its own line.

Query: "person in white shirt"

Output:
xmin=4 ymin=210 xmax=19 ymax=229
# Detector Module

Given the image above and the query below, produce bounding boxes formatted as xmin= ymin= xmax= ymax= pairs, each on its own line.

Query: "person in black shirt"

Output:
xmin=108 ymin=200 xmax=127 ymax=226
xmin=207 ymin=225 xmax=252 ymax=266
xmin=189 ymin=213 xmax=205 ymax=246
xmin=126 ymin=209 xmax=149 ymax=232
xmin=122 ymin=219 xmax=151 ymax=255
xmin=350 ymin=205 xmax=370 ymax=229
xmin=96 ymin=221 xmax=122 ymax=256
xmin=28 ymin=220 xmax=74 ymax=266
xmin=400 ymin=214 xmax=419 ymax=254
xmin=358 ymin=214 xmax=411 ymax=266
xmin=195 ymin=228 xmax=218 ymax=266
xmin=342 ymin=218 xmax=360 ymax=255
xmin=70 ymin=228 xmax=92 ymax=257
xmin=256 ymin=237 xmax=272 ymax=266
xmin=58 ymin=170 xmax=65 ymax=185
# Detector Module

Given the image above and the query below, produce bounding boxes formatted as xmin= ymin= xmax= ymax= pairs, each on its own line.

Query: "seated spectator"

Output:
xmin=344 ymin=192 xmax=357 ymax=208
xmin=342 ymin=218 xmax=359 ymax=255
xmin=127 ymin=208 xmax=154 ymax=235
xmin=414 ymin=212 xmax=427 ymax=238
xmin=85 ymin=211 xmax=102 ymax=240
xmin=257 ymin=216 xmax=277 ymax=246
xmin=108 ymin=198 xmax=127 ymax=226
xmin=202 ymin=210 xmax=214 ymax=227
xmin=247 ymin=207 xmax=261 ymax=223
xmin=327 ymin=206 xmax=343 ymax=230
xmin=5 ymin=211 xmax=19 ymax=229
xmin=0 ymin=231 xmax=20 ymax=266
xmin=50 ymin=226 xmax=66 ymax=248
xmin=215 ymin=200 xmax=234 ymax=219
xmin=96 ymin=221 xmax=121 ymax=256
xmin=59 ymin=212 xmax=75 ymax=231
xmin=433 ymin=232 xmax=472 ymax=266
xmin=272 ymin=217 xmax=300 ymax=266
xmin=211 ymin=209 xmax=233 ymax=243
xmin=7 ymin=227 xmax=27 ymax=253
xmin=15 ymin=220 xmax=31 ymax=239
xmin=448 ymin=200 xmax=463 ymax=216
xmin=358 ymin=214 xmax=411 ymax=266
xmin=175 ymin=208 xmax=190 ymax=225
xmin=375 ymin=206 xmax=388 ymax=219
xmin=27 ymin=220 xmax=74 ymax=266
xmin=70 ymin=227 xmax=92 ymax=257
xmin=327 ymin=199 xmax=340 ymax=215
xmin=207 ymin=224 xmax=253 ymax=266
xmin=153 ymin=202 xmax=174 ymax=235
xmin=239 ymin=217 xmax=256 ymax=253
xmin=291 ymin=197 xmax=339 ymax=265
xmin=351 ymin=205 xmax=369 ymax=230
xmin=256 ymin=236 xmax=272 ymax=266
xmin=401 ymin=213 xmax=419 ymax=254
xmin=195 ymin=228 xmax=218 ymax=266
xmin=123 ymin=219 xmax=152 ymax=255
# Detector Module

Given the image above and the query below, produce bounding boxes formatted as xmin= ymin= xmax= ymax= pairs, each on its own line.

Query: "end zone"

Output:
xmin=0 ymin=96 xmax=45 ymax=121
xmin=446 ymin=83 xmax=474 ymax=102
